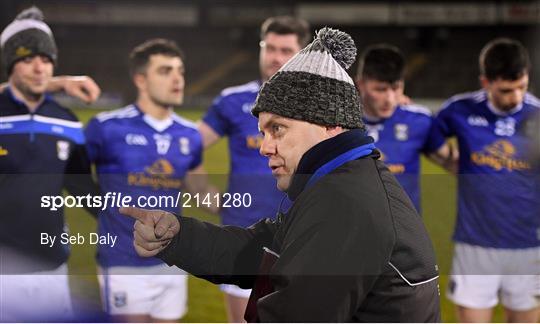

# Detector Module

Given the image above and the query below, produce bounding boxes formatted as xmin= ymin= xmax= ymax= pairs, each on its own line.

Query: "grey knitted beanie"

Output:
xmin=252 ymin=27 xmax=364 ymax=129
xmin=0 ymin=6 xmax=57 ymax=75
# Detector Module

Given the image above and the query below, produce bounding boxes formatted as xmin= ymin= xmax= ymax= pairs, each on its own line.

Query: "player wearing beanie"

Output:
xmin=0 ymin=6 xmax=99 ymax=322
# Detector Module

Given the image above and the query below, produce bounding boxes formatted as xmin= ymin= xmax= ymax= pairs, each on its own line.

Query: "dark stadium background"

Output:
xmin=1 ymin=0 xmax=538 ymax=322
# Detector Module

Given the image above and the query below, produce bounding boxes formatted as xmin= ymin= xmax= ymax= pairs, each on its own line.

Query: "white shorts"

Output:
xmin=447 ymin=243 xmax=540 ymax=311
xmin=220 ymin=284 xmax=252 ymax=299
xmin=0 ymin=263 xmax=73 ymax=322
xmin=98 ymin=264 xmax=188 ymax=320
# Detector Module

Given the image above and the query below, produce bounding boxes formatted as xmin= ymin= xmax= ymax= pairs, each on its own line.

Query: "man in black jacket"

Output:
xmin=122 ymin=28 xmax=440 ymax=322
xmin=0 ymin=6 xmax=99 ymax=322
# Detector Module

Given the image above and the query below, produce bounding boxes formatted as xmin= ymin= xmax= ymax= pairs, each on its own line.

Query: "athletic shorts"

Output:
xmin=220 ymin=284 xmax=252 ymax=299
xmin=0 ymin=263 xmax=73 ymax=322
xmin=98 ymin=264 xmax=188 ymax=320
xmin=447 ymin=243 xmax=540 ymax=311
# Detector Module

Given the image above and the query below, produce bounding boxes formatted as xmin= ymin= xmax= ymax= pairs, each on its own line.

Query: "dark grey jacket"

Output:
xmin=159 ymin=130 xmax=440 ymax=322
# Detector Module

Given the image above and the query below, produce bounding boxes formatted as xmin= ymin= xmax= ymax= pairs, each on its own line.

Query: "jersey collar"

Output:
xmin=486 ymin=99 xmax=523 ymax=117
xmin=5 ymin=85 xmax=53 ymax=114
xmin=133 ymin=104 xmax=174 ymax=132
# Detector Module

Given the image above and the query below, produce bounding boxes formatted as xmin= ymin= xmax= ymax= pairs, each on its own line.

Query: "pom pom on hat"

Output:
xmin=252 ymin=27 xmax=364 ymax=130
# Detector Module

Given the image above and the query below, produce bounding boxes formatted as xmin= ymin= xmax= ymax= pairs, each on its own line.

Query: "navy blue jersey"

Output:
xmin=203 ymin=81 xmax=285 ymax=227
xmin=85 ymin=105 xmax=202 ymax=267
xmin=364 ymin=105 xmax=435 ymax=211
xmin=0 ymin=87 xmax=95 ymax=272
xmin=430 ymin=90 xmax=540 ymax=248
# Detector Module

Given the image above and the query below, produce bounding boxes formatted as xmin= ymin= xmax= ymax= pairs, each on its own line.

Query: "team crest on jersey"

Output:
xmin=494 ymin=117 xmax=516 ymax=137
xmin=179 ymin=137 xmax=190 ymax=155
xmin=56 ymin=140 xmax=70 ymax=161
xmin=394 ymin=124 xmax=408 ymax=141
xmin=0 ymin=146 xmax=8 ymax=156
xmin=113 ymin=292 xmax=127 ymax=308
xmin=153 ymin=134 xmax=172 ymax=155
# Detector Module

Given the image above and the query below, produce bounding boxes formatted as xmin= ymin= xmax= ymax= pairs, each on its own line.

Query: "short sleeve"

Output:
xmin=424 ymin=102 xmax=456 ymax=153
xmin=202 ymin=96 xmax=230 ymax=137
xmin=188 ymin=131 xmax=203 ymax=170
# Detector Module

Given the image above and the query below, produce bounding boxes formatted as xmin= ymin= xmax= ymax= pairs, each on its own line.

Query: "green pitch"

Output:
xmin=66 ymin=108 xmax=504 ymax=322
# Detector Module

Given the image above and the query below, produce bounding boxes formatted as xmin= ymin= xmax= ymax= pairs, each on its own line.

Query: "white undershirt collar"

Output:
xmin=143 ymin=114 xmax=173 ymax=132
xmin=486 ymin=100 xmax=522 ymax=117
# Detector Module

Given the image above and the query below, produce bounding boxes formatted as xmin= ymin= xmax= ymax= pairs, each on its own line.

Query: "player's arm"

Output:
xmin=198 ymin=120 xmax=221 ymax=148
xmin=427 ymin=142 xmax=459 ymax=174
xmin=184 ymin=164 xmax=220 ymax=214
xmin=423 ymin=103 xmax=459 ymax=174
xmin=49 ymin=75 xmax=101 ymax=104
xmin=1 ymin=75 xmax=101 ymax=103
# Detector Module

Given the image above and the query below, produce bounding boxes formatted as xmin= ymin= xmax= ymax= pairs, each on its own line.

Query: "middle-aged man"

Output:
xmin=429 ymin=38 xmax=540 ymax=323
xmin=121 ymin=28 xmax=440 ymax=322
xmin=0 ymin=6 xmax=98 ymax=322
xmin=197 ymin=15 xmax=311 ymax=322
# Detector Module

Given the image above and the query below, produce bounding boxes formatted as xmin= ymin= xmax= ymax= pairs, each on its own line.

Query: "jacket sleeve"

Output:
xmin=64 ymin=142 xmax=101 ymax=218
xmin=257 ymin=186 xmax=396 ymax=322
xmin=158 ymin=215 xmax=278 ymax=288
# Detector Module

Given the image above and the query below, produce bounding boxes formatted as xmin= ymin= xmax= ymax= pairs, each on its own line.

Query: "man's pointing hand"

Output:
xmin=119 ymin=207 xmax=180 ymax=257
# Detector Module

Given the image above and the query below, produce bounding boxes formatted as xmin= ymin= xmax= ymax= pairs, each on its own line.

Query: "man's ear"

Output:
xmin=355 ymin=77 xmax=364 ymax=92
xmin=133 ymin=73 xmax=146 ymax=92
xmin=325 ymin=126 xmax=344 ymax=137
xmin=479 ymin=75 xmax=490 ymax=90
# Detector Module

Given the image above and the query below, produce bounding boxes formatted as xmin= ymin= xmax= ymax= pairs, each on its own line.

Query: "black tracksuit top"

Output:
xmin=158 ymin=129 xmax=441 ymax=322
xmin=0 ymin=88 xmax=98 ymax=273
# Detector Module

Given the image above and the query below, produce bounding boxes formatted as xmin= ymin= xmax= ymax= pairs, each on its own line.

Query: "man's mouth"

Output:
xmin=270 ymin=165 xmax=283 ymax=175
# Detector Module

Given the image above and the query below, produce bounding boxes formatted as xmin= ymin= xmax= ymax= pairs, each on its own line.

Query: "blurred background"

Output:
xmin=1 ymin=0 xmax=539 ymax=110
xmin=1 ymin=0 xmax=539 ymax=322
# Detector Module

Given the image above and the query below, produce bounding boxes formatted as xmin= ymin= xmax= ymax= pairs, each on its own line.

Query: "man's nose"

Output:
xmin=33 ymin=58 xmax=46 ymax=72
xmin=259 ymin=135 xmax=276 ymax=157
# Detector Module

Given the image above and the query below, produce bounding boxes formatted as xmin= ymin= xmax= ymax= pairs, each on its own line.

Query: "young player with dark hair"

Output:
xmin=356 ymin=44 xmax=453 ymax=212
xmin=197 ymin=16 xmax=310 ymax=322
xmin=430 ymin=37 xmax=540 ymax=322
xmin=85 ymin=38 xmax=217 ymax=322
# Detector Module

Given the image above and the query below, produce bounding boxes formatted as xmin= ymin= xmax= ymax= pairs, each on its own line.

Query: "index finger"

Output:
xmin=119 ymin=206 xmax=153 ymax=225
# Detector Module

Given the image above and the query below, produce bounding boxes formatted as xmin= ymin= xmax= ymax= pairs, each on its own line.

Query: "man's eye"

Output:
xmin=282 ymin=49 xmax=294 ymax=55
xmin=272 ymin=125 xmax=282 ymax=133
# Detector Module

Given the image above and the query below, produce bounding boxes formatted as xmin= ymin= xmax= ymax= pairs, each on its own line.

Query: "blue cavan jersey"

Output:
xmin=203 ymin=81 xmax=284 ymax=227
xmin=364 ymin=105 xmax=435 ymax=211
xmin=0 ymin=87 xmax=96 ymax=273
xmin=430 ymin=90 xmax=540 ymax=249
xmin=85 ymin=105 xmax=202 ymax=267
